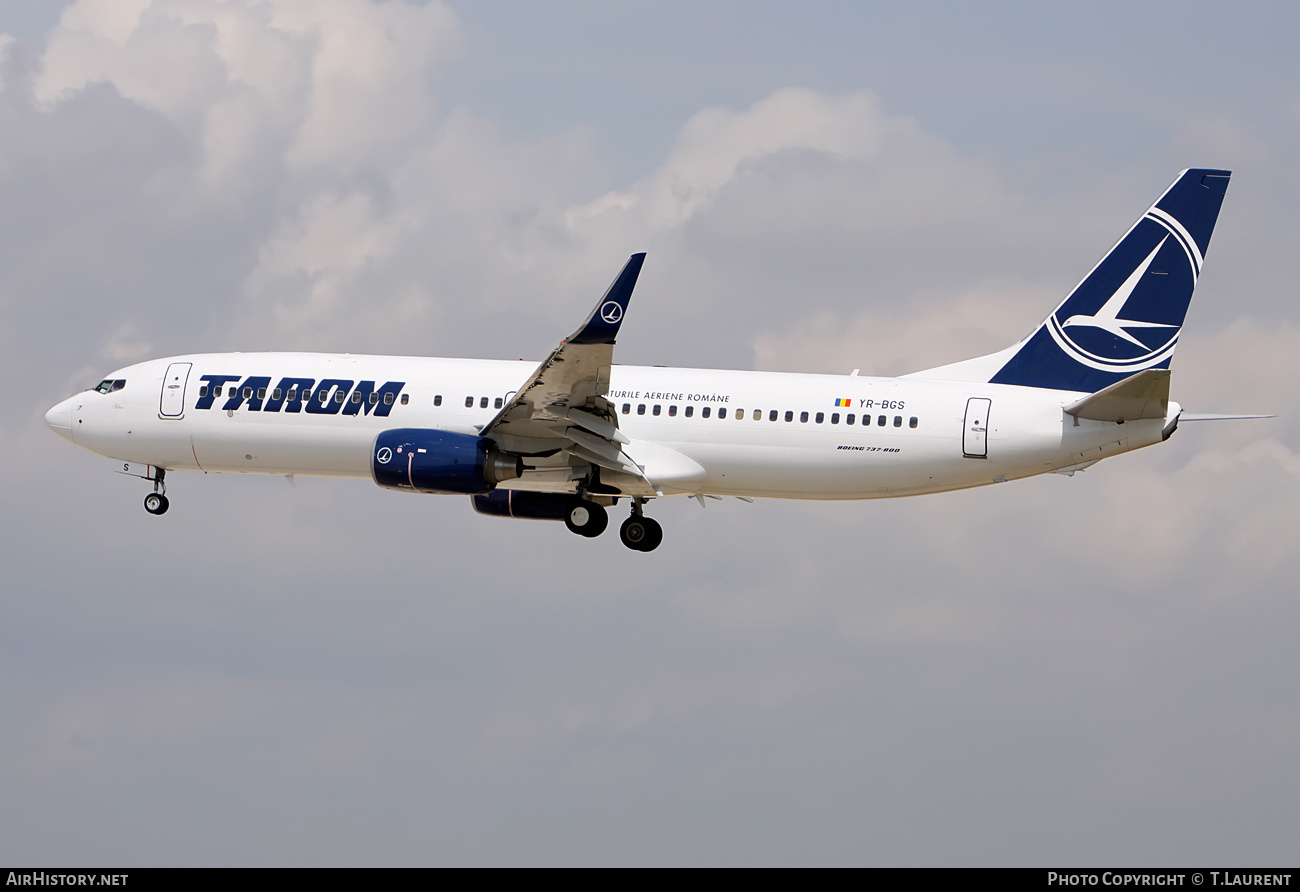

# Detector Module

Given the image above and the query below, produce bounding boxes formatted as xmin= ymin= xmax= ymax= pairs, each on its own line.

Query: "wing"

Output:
xmin=480 ymin=253 xmax=658 ymax=496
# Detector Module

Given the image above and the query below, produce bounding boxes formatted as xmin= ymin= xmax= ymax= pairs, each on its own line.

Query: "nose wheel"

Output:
xmin=143 ymin=468 xmax=169 ymax=515
xmin=619 ymin=500 xmax=662 ymax=552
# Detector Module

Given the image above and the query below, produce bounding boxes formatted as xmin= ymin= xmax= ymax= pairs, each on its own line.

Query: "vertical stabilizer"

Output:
xmin=908 ymin=169 xmax=1230 ymax=393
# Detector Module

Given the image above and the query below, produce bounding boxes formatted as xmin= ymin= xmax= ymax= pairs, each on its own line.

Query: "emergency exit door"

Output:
xmin=159 ymin=362 xmax=191 ymax=418
xmin=963 ymin=397 xmax=991 ymax=458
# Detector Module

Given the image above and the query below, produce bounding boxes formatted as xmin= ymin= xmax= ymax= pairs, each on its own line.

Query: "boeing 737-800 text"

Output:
xmin=46 ymin=169 xmax=1252 ymax=551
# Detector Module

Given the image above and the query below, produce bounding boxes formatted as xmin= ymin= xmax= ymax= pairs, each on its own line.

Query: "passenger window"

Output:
xmin=718 ymin=408 xmax=727 ymax=419
xmin=350 ymin=391 xmax=360 ymax=403
xmin=909 ymin=416 xmax=918 ymax=428
xmin=368 ymin=392 xmax=379 ymax=404
xmin=286 ymin=389 xmax=296 ymax=401
xmin=334 ymin=389 xmax=345 ymax=403
xmin=831 ymin=413 xmax=839 ymax=424
xmin=785 ymin=411 xmax=793 ymax=422
xmin=199 ymin=385 xmax=209 ymax=397
xmin=243 ymin=387 xmax=253 ymax=399
xmin=878 ymin=415 xmax=886 ymax=426
xmin=434 ymin=395 xmax=442 ymax=407
xmin=637 ymin=404 xmax=646 ymax=415
xmin=668 ymin=405 xmax=677 ymax=417
xmin=622 ymin=403 xmax=630 ymax=415
xmin=685 ymin=405 xmax=694 ymax=417
xmin=815 ymin=412 xmax=824 ymax=424
xmin=465 ymin=396 xmax=473 ymax=408
xmin=770 ymin=410 xmax=778 ymax=422
xmin=384 ymin=392 xmax=395 ymax=405
xmin=846 ymin=413 xmax=855 ymax=425
xmin=702 ymin=407 xmax=711 ymax=418
xmin=653 ymin=405 xmax=661 ymax=416
xmin=401 ymin=394 xmax=409 ymax=405
xmin=894 ymin=415 xmax=902 ymax=427
xmin=480 ymin=396 xmax=489 ymax=409
xmin=272 ymin=388 xmax=283 ymax=401
xmin=494 ymin=397 xmax=503 ymax=409
xmin=800 ymin=411 xmax=809 ymax=423
xmin=736 ymin=409 xmax=744 ymax=420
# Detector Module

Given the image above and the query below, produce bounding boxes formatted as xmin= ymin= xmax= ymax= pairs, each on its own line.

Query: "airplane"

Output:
xmin=45 ymin=168 xmax=1260 ymax=552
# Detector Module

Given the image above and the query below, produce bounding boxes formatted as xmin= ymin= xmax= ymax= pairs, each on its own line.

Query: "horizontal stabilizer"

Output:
xmin=1179 ymin=413 xmax=1274 ymax=421
xmin=1063 ymin=368 xmax=1169 ymax=422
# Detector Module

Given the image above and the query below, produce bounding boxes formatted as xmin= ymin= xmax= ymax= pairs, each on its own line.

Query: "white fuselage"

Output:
xmin=45 ymin=352 xmax=1170 ymax=500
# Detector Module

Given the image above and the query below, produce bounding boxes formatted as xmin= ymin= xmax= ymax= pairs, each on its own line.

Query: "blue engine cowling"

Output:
xmin=471 ymin=490 xmax=576 ymax=521
xmin=372 ymin=428 xmax=523 ymax=494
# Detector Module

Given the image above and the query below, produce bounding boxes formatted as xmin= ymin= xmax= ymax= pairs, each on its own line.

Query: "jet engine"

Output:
xmin=371 ymin=428 xmax=523 ymax=495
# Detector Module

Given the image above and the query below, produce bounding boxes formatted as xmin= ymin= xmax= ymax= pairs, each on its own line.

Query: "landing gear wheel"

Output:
xmin=619 ymin=515 xmax=663 ymax=552
xmin=144 ymin=493 xmax=170 ymax=515
xmin=564 ymin=500 xmax=608 ymax=538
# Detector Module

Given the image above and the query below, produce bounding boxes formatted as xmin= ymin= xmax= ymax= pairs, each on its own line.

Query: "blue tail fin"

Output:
xmin=986 ymin=168 xmax=1230 ymax=392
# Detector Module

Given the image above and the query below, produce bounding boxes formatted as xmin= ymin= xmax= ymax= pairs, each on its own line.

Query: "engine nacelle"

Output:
xmin=371 ymin=428 xmax=523 ymax=495
xmin=470 ymin=490 xmax=576 ymax=521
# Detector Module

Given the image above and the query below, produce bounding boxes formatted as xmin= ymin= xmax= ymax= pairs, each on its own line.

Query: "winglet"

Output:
xmin=567 ymin=253 xmax=646 ymax=345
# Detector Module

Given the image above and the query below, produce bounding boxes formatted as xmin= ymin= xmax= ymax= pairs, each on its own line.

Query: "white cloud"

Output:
xmin=0 ymin=33 xmax=14 ymax=90
xmin=750 ymin=280 xmax=1046 ymax=376
xmin=35 ymin=0 xmax=462 ymax=202
xmin=567 ymin=87 xmax=1016 ymax=262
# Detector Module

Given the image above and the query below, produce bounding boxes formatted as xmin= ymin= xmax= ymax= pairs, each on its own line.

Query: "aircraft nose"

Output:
xmin=45 ymin=397 xmax=74 ymax=442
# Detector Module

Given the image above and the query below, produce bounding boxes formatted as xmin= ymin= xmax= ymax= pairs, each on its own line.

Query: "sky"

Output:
xmin=2 ymin=0 xmax=1299 ymax=867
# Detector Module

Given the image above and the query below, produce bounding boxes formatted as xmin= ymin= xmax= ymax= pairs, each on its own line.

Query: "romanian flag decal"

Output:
xmin=833 ymin=398 xmax=852 ymax=407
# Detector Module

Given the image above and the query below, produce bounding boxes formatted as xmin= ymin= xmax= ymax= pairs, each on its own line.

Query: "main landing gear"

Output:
xmin=564 ymin=499 xmax=608 ymax=538
xmin=561 ymin=495 xmax=663 ymax=551
xmin=143 ymin=468 xmax=169 ymax=516
xmin=619 ymin=499 xmax=662 ymax=553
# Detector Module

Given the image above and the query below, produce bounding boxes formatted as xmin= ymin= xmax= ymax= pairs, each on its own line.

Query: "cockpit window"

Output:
xmin=94 ymin=379 xmax=126 ymax=394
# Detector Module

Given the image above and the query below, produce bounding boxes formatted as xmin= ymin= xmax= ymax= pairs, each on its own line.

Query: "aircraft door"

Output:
xmin=963 ymin=397 xmax=991 ymax=458
xmin=159 ymin=362 xmax=192 ymax=418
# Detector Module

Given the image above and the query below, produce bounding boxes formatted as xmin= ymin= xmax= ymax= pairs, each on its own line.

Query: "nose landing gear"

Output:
xmin=143 ymin=468 xmax=169 ymax=515
xmin=619 ymin=499 xmax=662 ymax=552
